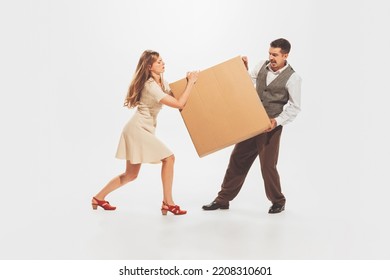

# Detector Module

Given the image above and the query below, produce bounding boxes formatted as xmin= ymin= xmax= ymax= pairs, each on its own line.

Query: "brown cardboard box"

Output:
xmin=169 ymin=56 xmax=271 ymax=157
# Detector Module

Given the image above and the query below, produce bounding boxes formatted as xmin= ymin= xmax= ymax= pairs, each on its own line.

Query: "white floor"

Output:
xmin=2 ymin=143 xmax=389 ymax=260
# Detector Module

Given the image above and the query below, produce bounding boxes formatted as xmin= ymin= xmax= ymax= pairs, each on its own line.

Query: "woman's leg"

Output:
xmin=161 ymin=155 xmax=175 ymax=205
xmin=160 ymin=154 xmax=186 ymax=215
xmin=93 ymin=160 xmax=141 ymax=202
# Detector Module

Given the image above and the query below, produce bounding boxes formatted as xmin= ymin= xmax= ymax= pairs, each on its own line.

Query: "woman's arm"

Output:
xmin=159 ymin=71 xmax=199 ymax=109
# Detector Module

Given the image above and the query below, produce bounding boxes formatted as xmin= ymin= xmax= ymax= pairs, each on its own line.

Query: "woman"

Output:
xmin=92 ymin=50 xmax=199 ymax=215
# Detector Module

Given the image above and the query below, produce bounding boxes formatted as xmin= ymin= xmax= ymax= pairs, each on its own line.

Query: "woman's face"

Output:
xmin=149 ymin=56 xmax=165 ymax=75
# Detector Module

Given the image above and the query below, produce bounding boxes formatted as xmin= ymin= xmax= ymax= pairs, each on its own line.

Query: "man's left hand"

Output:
xmin=264 ymin=118 xmax=277 ymax=132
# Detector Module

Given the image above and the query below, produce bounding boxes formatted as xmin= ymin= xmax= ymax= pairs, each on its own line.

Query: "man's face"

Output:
xmin=268 ymin=47 xmax=289 ymax=71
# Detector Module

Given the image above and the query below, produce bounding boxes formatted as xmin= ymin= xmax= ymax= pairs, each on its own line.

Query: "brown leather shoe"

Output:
xmin=268 ymin=203 xmax=285 ymax=214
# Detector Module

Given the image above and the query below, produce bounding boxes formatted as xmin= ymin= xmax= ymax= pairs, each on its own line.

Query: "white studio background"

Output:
xmin=0 ymin=0 xmax=389 ymax=260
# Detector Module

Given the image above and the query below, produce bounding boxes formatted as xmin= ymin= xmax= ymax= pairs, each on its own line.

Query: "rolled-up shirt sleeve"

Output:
xmin=249 ymin=61 xmax=265 ymax=85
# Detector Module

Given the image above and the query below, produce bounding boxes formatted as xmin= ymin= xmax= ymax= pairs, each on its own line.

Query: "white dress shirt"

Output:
xmin=249 ymin=60 xmax=302 ymax=126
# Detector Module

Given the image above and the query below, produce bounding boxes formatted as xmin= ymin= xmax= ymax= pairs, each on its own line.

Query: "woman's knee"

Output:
xmin=162 ymin=154 xmax=175 ymax=164
xmin=120 ymin=171 xmax=138 ymax=183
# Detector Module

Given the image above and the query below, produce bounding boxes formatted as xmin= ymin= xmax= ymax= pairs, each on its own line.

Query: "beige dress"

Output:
xmin=115 ymin=78 xmax=173 ymax=164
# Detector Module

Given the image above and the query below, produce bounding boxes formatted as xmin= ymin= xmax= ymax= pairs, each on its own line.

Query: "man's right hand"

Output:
xmin=242 ymin=56 xmax=248 ymax=70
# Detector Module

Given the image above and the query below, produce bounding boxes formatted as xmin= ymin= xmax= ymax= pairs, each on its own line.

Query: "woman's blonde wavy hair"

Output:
xmin=124 ymin=50 xmax=163 ymax=108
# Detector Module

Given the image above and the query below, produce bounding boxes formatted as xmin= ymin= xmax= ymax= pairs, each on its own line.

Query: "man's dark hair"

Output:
xmin=270 ymin=38 xmax=291 ymax=54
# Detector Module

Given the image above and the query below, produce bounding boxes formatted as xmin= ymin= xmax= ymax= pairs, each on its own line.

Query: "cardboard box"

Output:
xmin=169 ymin=56 xmax=271 ymax=157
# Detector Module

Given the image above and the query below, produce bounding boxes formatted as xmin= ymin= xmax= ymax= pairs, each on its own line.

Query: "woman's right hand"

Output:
xmin=186 ymin=71 xmax=199 ymax=85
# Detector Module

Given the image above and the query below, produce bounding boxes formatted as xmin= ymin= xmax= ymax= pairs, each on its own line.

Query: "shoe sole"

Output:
xmin=268 ymin=207 xmax=285 ymax=214
xmin=202 ymin=206 xmax=229 ymax=210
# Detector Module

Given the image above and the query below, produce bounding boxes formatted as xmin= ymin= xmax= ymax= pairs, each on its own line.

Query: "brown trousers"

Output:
xmin=215 ymin=125 xmax=285 ymax=205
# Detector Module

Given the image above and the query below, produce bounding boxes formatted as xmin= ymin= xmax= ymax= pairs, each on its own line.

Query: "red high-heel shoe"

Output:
xmin=92 ymin=197 xmax=116 ymax=211
xmin=161 ymin=201 xmax=187 ymax=215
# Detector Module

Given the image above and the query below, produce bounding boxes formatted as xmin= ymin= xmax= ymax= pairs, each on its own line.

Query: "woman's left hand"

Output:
xmin=186 ymin=71 xmax=199 ymax=84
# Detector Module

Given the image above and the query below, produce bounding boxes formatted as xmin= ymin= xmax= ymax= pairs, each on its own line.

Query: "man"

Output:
xmin=202 ymin=38 xmax=302 ymax=214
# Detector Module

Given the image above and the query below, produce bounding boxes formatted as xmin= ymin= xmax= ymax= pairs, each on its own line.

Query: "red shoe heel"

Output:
xmin=92 ymin=197 xmax=116 ymax=211
xmin=161 ymin=201 xmax=187 ymax=215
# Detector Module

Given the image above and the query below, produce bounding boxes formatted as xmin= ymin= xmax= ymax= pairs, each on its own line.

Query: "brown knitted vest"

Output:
xmin=256 ymin=61 xmax=295 ymax=118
